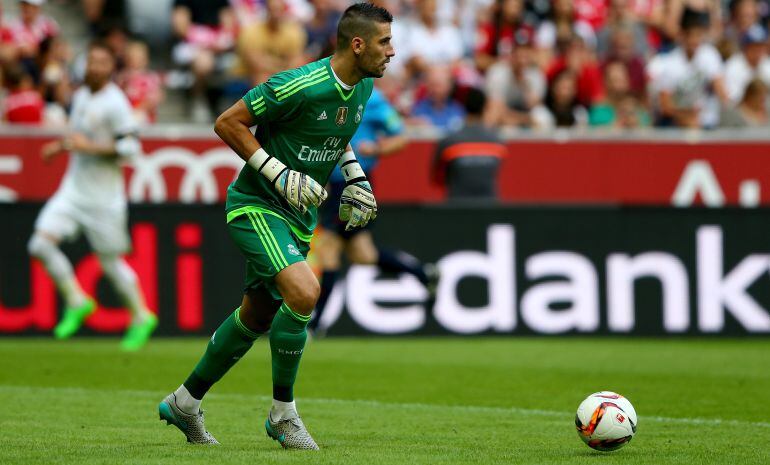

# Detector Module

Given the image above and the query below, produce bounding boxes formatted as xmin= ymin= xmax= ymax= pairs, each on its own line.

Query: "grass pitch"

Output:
xmin=0 ymin=337 xmax=768 ymax=465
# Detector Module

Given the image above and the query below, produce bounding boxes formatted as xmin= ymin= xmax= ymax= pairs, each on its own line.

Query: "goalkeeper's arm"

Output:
xmin=338 ymin=146 xmax=378 ymax=230
xmin=214 ymin=99 xmax=326 ymax=213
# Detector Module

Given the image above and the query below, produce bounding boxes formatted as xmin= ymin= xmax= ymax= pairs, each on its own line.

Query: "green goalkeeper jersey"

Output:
xmin=225 ymin=56 xmax=375 ymax=242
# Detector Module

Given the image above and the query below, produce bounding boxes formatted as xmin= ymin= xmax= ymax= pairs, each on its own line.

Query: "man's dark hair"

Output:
xmin=336 ymin=2 xmax=393 ymax=50
xmin=464 ymin=87 xmax=487 ymax=116
xmin=88 ymin=39 xmax=116 ymax=59
xmin=680 ymin=8 xmax=710 ymax=31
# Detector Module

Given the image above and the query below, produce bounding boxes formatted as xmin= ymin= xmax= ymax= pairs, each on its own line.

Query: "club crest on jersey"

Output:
xmin=335 ymin=106 xmax=348 ymax=126
xmin=287 ymin=244 xmax=301 ymax=256
xmin=355 ymin=104 xmax=363 ymax=124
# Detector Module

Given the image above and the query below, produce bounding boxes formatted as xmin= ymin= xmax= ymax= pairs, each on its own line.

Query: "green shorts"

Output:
xmin=227 ymin=207 xmax=311 ymax=300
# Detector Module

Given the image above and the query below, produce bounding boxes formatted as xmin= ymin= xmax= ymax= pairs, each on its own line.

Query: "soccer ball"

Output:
xmin=575 ymin=391 xmax=637 ymax=451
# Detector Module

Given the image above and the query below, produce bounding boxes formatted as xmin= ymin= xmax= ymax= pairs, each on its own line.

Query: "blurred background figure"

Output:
xmin=483 ymin=31 xmax=546 ymax=128
xmin=648 ymin=10 xmax=727 ymax=128
xmin=408 ymin=64 xmax=465 ymax=132
xmin=2 ymin=62 xmax=43 ymax=124
xmin=589 ymin=60 xmax=650 ymax=128
xmin=3 ymin=0 xmax=59 ymax=81
xmin=720 ymin=77 xmax=769 ymax=126
xmin=81 ymin=0 xmax=127 ymax=34
xmin=474 ymin=0 xmax=533 ymax=72
xmin=304 ymin=0 xmax=343 ymax=62
xmin=236 ymin=0 xmax=307 ymax=86
xmin=546 ymin=34 xmax=604 ymax=111
xmin=432 ymin=87 xmax=507 ymax=200
xmin=117 ymin=40 xmax=164 ymax=125
xmin=400 ymin=0 xmax=464 ymax=78
xmin=724 ymin=24 xmax=770 ymax=105
xmin=171 ymin=0 xmax=234 ymax=122
xmin=539 ymin=69 xmax=588 ymax=128
xmin=311 ymin=86 xmax=436 ymax=337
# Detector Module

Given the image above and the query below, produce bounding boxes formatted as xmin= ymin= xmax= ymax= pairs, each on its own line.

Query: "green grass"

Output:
xmin=0 ymin=337 xmax=768 ymax=465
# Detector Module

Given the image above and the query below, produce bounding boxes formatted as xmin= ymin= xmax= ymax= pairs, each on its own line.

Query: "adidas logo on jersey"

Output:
xmin=317 ymin=111 xmax=327 ymax=121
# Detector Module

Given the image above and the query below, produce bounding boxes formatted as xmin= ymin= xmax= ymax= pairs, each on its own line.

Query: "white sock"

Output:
xmin=271 ymin=399 xmax=297 ymax=421
xmin=173 ymin=384 xmax=201 ymax=415
xmin=98 ymin=255 xmax=152 ymax=324
xmin=28 ymin=234 xmax=87 ymax=308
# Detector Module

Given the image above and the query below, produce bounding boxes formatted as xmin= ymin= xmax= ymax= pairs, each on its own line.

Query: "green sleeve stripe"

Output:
xmin=227 ymin=206 xmax=313 ymax=242
xmin=334 ymin=83 xmax=355 ymax=101
xmin=253 ymin=107 xmax=266 ymax=117
xmin=245 ymin=212 xmax=282 ymax=270
xmin=250 ymin=96 xmax=264 ymax=106
xmin=251 ymin=100 xmax=265 ymax=109
xmin=274 ymin=67 xmax=327 ymax=93
xmin=277 ymin=76 xmax=331 ymax=101
xmin=275 ymin=72 xmax=329 ymax=99
xmin=233 ymin=307 xmax=261 ymax=340
xmin=280 ymin=302 xmax=312 ymax=323
xmin=255 ymin=212 xmax=289 ymax=268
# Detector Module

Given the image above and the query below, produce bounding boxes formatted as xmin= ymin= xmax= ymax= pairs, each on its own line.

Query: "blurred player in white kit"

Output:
xmin=27 ymin=41 xmax=157 ymax=351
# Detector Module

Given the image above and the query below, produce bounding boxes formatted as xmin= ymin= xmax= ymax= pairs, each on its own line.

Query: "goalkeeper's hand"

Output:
xmin=248 ymin=148 xmax=327 ymax=214
xmin=339 ymin=180 xmax=377 ymax=231
xmin=274 ymin=169 xmax=327 ymax=214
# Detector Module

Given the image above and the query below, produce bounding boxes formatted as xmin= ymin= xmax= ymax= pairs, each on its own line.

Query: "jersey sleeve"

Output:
xmin=108 ymin=90 xmax=141 ymax=158
xmin=242 ymin=71 xmax=307 ymax=126
xmin=108 ymin=91 xmax=139 ymax=136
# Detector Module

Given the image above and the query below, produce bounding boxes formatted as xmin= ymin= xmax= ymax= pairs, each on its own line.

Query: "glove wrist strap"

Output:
xmin=248 ymin=147 xmax=286 ymax=184
xmin=339 ymin=150 xmax=367 ymax=185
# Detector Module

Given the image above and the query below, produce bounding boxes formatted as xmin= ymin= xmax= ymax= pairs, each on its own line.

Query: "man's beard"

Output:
xmin=85 ymin=74 xmax=108 ymax=90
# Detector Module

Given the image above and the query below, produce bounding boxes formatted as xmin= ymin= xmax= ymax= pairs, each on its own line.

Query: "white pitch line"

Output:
xmin=2 ymin=385 xmax=769 ymax=429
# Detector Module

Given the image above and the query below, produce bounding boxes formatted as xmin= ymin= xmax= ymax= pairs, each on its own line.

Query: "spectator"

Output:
xmin=546 ymin=34 xmax=605 ymax=108
xmin=4 ymin=0 xmax=59 ymax=79
xmin=647 ymin=10 xmax=728 ymax=128
xmin=304 ymin=0 xmax=343 ymax=62
xmin=3 ymin=63 xmax=44 ymax=124
xmin=539 ymin=69 xmax=589 ymax=128
xmin=661 ymin=0 xmax=722 ymax=45
xmin=237 ymin=0 xmax=306 ymax=85
xmin=475 ymin=0 xmax=534 ymax=72
xmin=590 ymin=61 xmax=651 ymax=127
xmin=432 ymin=88 xmax=507 ymax=201
xmin=575 ymin=0 xmax=610 ymax=31
xmin=536 ymin=0 xmax=596 ymax=66
xmin=401 ymin=0 xmax=464 ymax=77
xmin=38 ymin=35 xmax=71 ymax=126
xmin=723 ymin=0 xmax=759 ymax=48
xmin=724 ymin=24 xmax=770 ymax=104
xmin=0 ymin=4 xmax=15 ymax=64
xmin=483 ymin=33 xmax=547 ymax=128
xmin=99 ymin=23 xmax=129 ymax=72
xmin=627 ymin=0 xmax=665 ymax=52
xmin=409 ymin=65 xmax=466 ymax=132
xmin=171 ymin=0 xmax=235 ymax=122
xmin=601 ymin=25 xmax=648 ymax=98
xmin=117 ymin=41 xmax=164 ymax=125
xmin=720 ymin=78 xmax=769 ymax=126
xmin=82 ymin=0 xmax=127 ymax=35
xmin=596 ymin=0 xmax=650 ymax=59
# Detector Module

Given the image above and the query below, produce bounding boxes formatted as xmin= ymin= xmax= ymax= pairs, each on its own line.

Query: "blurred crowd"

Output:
xmin=2 ymin=0 xmax=770 ymax=131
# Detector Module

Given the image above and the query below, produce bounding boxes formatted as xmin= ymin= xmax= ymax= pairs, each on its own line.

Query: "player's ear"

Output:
xmin=352 ymin=36 xmax=365 ymax=56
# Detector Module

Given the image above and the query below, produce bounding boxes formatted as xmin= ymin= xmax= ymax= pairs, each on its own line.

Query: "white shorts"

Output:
xmin=34 ymin=194 xmax=131 ymax=255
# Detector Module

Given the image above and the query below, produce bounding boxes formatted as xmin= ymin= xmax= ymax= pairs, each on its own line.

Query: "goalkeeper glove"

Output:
xmin=248 ymin=148 xmax=327 ymax=214
xmin=338 ymin=150 xmax=377 ymax=231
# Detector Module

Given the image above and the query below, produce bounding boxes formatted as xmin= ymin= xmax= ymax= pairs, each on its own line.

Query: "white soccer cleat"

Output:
xmin=158 ymin=393 xmax=219 ymax=444
xmin=265 ymin=411 xmax=319 ymax=450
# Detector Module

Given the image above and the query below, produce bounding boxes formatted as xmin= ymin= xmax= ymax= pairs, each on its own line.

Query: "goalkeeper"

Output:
xmin=158 ymin=3 xmax=394 ymax=450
